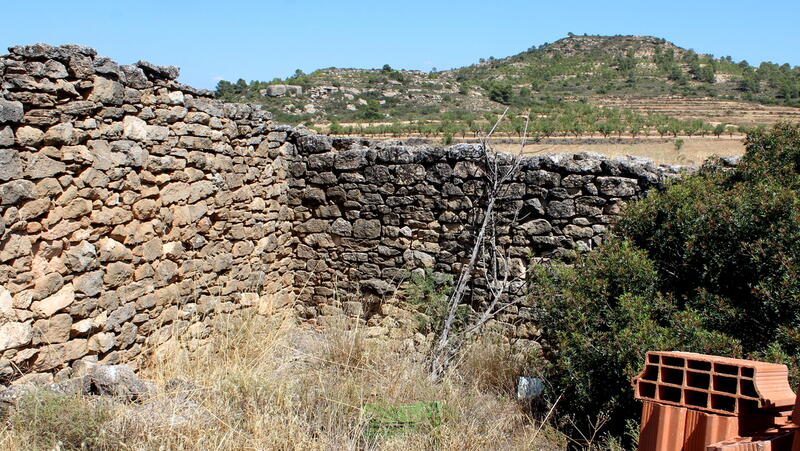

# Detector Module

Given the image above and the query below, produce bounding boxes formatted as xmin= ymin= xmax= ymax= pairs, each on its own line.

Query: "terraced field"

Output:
xmin=590 ymin=96 xmax=800 ymax=127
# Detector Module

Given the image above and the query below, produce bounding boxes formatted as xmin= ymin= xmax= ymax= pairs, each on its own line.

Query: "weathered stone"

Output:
xmin=25 ymin=154 xmax=66 ymax=179
xmin=19 ymin=198 xmax=51 ymax=220
xmin=32 ymin=313 xmax=72 ymax=345
xmin=31 ymin=284 xmax=75 ymax=318
xmin=43 ymin=122 xmax=77 ymax=146
xmin=0 ymin=99 xmax=24 ymax=123
xmin=352 ymin=219 xmax=381 ymax=239
xmin=162 ymin=242 xmax=184 ymax=260
xmin=99 ymin=238 xmax=132 ymax=262
xmin=519 ymin=219 xmax=552 ymax=235
xmin=403 ymin=249 xmax=436 ymax=267
xmin=32 ymin=273 xmax=64 ymax=301
xmin=31 ymin=339 xmax=87 ymax=371
xmin=0 ymin=149 xmax=22 ymax=181
xmin=0 ymin=322 xmax=33 ymax=352
xmin=104 ymin=262 xmax=133 ymax=288
xmin=330 ymin=218 xmax=352 ymax=236
xmin=105 ymin=304 xmax=135 ymax=330
xmin=89 ymin=76 xmax=125 ymax=105
xmin=0 ymin=126 xmax=14 ymax=147
xmin=596 ymin=177 xmax=638 ymax=197
xmin=62 ymin=198 xmax=92 ymax=219
xmin=88 ymin=332 xmax=116 ymax=353
xmin=161 ymin=182 xmax=190 ymax=205
xmin=73 ymin=270 xmax=104 ymax=297
xmin=0 ymin=234 xmax=32 ymax=262
xmin=15 ymin=126 xmax=44 ymax=147
xmin=132 ymin=199 xmax=159 ymax=220
xmin=65 ymin=241 xmax=98 ymax=272
xmin=83 ymin=362 xmax=150 ymax=400
xmin=1 ymin=180 xmax=36 ymax=204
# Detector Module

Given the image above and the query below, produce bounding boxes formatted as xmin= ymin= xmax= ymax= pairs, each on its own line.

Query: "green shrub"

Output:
xmin=403 ymin=270 xmax=457 ymax=334
xmin=537 ymin=123 xmax=800 ymax=443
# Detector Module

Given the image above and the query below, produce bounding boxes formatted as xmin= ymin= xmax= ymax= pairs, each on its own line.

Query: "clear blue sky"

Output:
xmin=2 ymin=0 xmax=798 ymax=90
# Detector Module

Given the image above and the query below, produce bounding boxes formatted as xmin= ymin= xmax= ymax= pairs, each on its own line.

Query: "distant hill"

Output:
xmin=215 ymin=34 xmax=800 ymax=136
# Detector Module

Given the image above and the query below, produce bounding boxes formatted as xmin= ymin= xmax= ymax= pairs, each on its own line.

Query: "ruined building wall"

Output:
xmin=0 ymin=45 xmax=683 ymax=382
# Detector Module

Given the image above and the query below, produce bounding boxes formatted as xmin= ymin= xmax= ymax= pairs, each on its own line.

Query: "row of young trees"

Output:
xmin=328 ymin=102 xmax=739 ymax=139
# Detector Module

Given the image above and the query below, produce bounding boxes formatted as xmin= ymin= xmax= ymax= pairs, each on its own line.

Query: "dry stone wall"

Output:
xmin=0 ymin=44 xmax=684 ymax=382
xmin=0 ymin=44 xmax=292 ymax=383
xmin=267 ymin=129 xmax=683 ymax=336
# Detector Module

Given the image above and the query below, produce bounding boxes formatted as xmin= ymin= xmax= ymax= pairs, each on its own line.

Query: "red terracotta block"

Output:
xmin=633 ymin=351 xmax=796 ymax=416
xmin=684 ymin=408 xmax=739 ymax=451
xmin=706 ymin=431 xmax=795 ymax=450
xmin=640 ymin=401 xmax=688 ymax=451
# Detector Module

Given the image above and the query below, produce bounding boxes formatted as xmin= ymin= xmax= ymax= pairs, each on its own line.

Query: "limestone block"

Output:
xmin=31 ymin=283 xmax=75 ymax=318
xmin=0 ymin=321 xmax=33 ymax=352
xmin=32 ymin=313 xmax=72 ymax=344
xmin=104 ymin=262 xmax=133 ymax=288
xmin=31 ymin=339 xmax=88 ymax=371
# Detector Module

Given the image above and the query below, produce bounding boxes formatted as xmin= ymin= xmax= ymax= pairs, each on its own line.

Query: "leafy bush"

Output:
xmin=537 ymin=122 xmax=800 ymax=442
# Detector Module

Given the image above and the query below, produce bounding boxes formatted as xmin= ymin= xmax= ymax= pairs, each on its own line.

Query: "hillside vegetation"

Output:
xmin=215 ymin=34 xmax=800 ymax=137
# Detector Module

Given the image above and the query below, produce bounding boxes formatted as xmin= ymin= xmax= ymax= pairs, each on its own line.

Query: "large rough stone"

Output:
xmin=296 ymin=134 xmax=332 ymax=154
xmin=64 ymin=241 xmax=98 ymax=272
xmin=32 ymin=313 xmax=73 ymax=345
xmin=104 ymin=262 xmax=133 ymax=288
xmin=15 ymin=126 xmax=44 ymax=147
xmin=31 ymin=339 xmax=87 ymax=371
xmin=89 ymin=76 xmax=125 ymax=105
xmin=73 ymin=270 xmax=104 ymax=297
xmin=87 ymin=332 xmax=116 ymax=353
xmin=31 ymin=284 xmax=75 ymax=318
xmin=0 ymin=149 xmax=22 ymax=181
xmin=25 ymin=154 xmax=66 ymax=179
xmin=596 ymin=177 xmax=638 ymax=197
xmin=32 ymin=273 xmax=64 ymax=301
xmin=0 ymin=99 xmax=23 ymax=123
xmin=1 ymin=180 xmax=36 ymax=204
xmin=122 ymin=115 xmax=148 ymax=141
xmin=83 ymin=363 xmax=150 ymax=401
xmin=0 ymin=126 xmax=15 ymax=147
xmin=0 ymin=322 xmax=33 ymax=352
xmin=519 ymin=219 xmax=552 ymax=235
xmin=330 ymin=218 xmax=353 ymax=236
xmin=352 ymin=219 xmax=381 ymax=239
xmin=0 ymin=234 xmax=32 ymax=262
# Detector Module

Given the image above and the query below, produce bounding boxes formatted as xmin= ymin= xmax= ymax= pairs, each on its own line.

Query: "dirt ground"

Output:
xmin=492 ymin=136 xmax=745 ymax=165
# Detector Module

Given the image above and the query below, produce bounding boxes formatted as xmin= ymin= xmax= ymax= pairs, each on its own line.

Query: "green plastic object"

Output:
xmin=363 ymin=401 xmax=443 ymax=438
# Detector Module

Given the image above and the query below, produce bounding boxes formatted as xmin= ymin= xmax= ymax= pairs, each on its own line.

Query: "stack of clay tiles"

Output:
xmin=632 ymin=351 xmax=800 ymax=450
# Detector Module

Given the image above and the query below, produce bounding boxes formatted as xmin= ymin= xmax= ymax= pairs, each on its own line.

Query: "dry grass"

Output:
xmin=0 ymin=312 xmax=566 ymax=450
